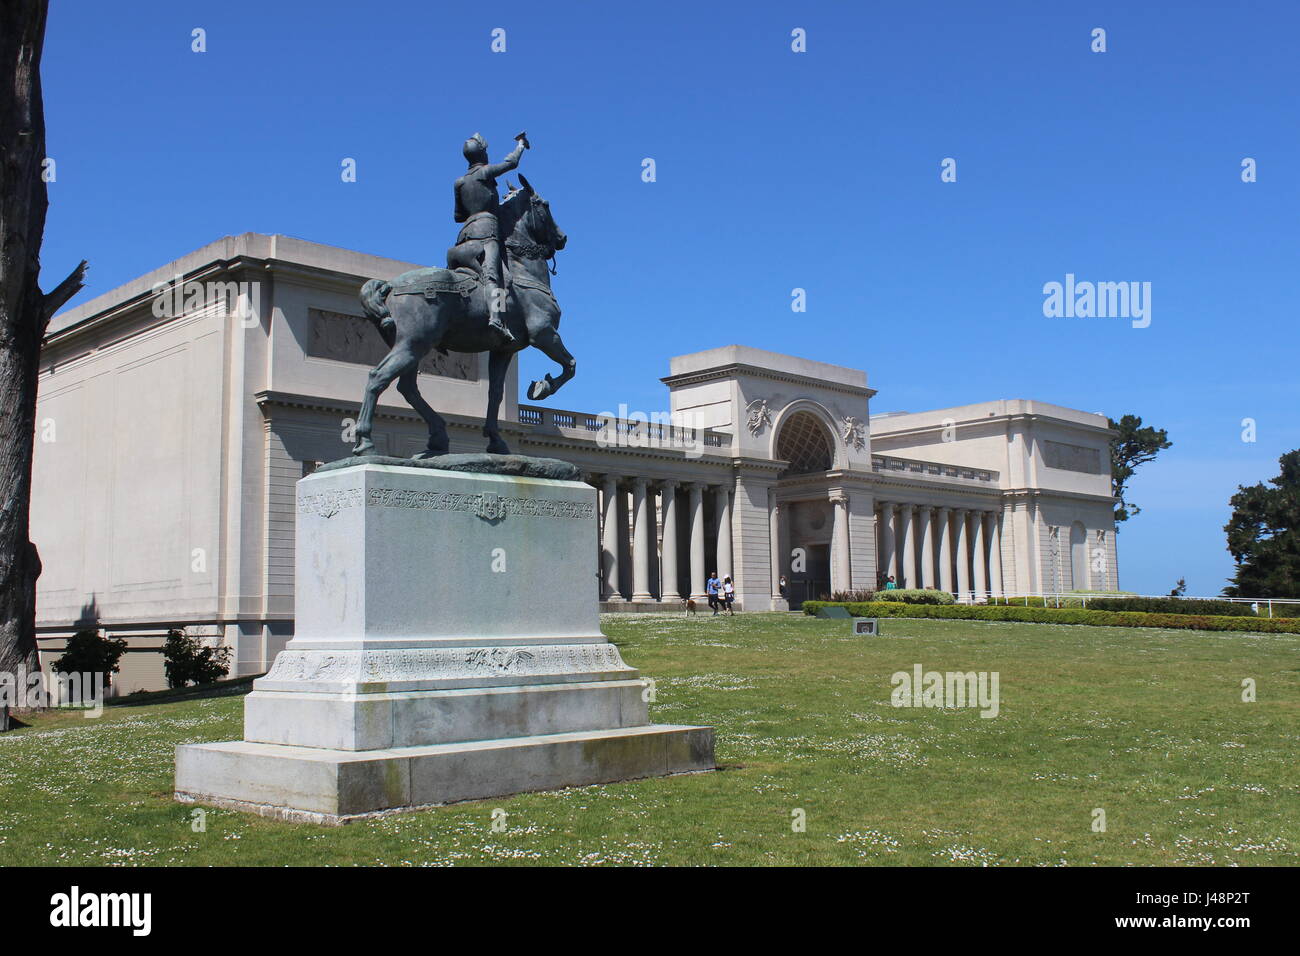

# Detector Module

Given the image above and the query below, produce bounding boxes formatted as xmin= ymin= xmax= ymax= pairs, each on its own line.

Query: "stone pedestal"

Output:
xmin=175 ymin=457 xmax=714 ymax=823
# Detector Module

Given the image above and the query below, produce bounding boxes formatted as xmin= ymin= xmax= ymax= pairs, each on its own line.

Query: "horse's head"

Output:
xmin=504 ymin=174 xmax=566 ymax=254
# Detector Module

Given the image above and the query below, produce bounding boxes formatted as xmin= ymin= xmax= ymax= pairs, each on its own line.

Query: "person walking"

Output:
xmin=706 ymin=572 xmax=721 ymax=614
xmin=722 ymin=576 xmax=736 ymax=615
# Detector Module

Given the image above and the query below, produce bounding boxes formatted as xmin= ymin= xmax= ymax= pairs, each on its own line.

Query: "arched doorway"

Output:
xmin=775 ymin=412 xmax=837 ymax=608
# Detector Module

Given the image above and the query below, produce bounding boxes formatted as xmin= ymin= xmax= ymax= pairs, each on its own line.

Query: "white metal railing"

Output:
xmin=955 ymin=590 xmax=1300 ymax=618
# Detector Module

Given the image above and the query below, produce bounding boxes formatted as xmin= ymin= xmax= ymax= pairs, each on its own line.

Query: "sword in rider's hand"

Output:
xmin=515 ymin=130 xmax=530 ymax=149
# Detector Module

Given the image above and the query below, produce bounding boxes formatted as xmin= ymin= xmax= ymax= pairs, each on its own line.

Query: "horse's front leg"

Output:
xmin=483 ymin=348 xmax=513 ymax=455
xmin=525 ymin=324 xmax=577 ymax=401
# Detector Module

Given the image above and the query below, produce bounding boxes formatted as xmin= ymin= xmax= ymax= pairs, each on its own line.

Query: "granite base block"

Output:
xmin=175 ymin=724 xmax=715 ymax=824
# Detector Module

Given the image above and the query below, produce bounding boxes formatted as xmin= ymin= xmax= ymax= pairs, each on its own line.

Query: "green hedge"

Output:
xmin=1084 ymin=596 xmax=1255 ymax=616
xmin=992 ymin=596 xmax=1259 ymax=616
xmin=875 ymin=588 xmax=955 ymax=605
xmin=800 ymin=601 xmax=1300 ymax=634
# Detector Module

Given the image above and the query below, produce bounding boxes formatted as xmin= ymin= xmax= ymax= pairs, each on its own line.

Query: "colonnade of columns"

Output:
xmin=594 ymin=480 xmax=1007 ymax=606
xmin=598 ymin=476 xmax=733 ymax=603
xmin=875 ymin=501 xmax=1004 ymax=601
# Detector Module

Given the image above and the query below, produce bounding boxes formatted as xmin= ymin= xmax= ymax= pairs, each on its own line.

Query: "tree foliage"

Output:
xmin=1223 ymin=450 xmax=1300 ymax=598
xmin=162 ymin=629 xmax=232 ymax=689
xmin=1108 ymin=414 xmax=1172 ymax=525
xmin=52 ymin=628 xmax=127 ymax=688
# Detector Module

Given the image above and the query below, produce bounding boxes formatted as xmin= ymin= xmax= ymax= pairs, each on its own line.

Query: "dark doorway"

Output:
xmin=786 ymin=542 xmax=832 ymax=609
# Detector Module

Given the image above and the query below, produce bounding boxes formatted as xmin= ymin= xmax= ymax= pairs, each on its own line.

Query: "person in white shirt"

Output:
xmin=722 ymin=576 xmax=736 ymax=615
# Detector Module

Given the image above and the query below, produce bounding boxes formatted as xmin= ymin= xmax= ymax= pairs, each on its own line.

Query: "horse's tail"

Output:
xmin=360 ymin=278 xmax=396 ymax=345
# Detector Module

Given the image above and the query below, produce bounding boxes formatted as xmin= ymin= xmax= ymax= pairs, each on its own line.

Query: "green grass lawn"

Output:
xmin=2 ymin=613 xmax=1297 ymax=866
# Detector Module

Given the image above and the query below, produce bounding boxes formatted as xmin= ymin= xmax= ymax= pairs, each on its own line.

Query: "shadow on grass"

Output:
xmin=107 ymin=674 xmax=262 ymax=708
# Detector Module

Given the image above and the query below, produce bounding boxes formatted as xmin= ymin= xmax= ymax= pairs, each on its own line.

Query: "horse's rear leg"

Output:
xmin=397 ymin=369 xmax=449 ymax=457
xmin=353 ymin=345 xmax=419 ymax=455
xmin=525 ymin=326 xmax=577 ymax=401
xmin=483 ymin=348 xmax=513 ymax=455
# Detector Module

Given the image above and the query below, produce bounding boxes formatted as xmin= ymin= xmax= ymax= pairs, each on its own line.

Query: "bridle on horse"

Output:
xmin=505 ymin=200 xmax=559 ymax=274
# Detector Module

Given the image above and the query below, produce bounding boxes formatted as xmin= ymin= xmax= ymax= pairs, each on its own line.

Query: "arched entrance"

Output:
xmin=775 ymin=411 xmax=837 ymax=608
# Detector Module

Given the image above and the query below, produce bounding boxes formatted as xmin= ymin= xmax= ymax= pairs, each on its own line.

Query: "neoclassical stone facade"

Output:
xmin=32 ymin=235 xmax=1119 ymax=691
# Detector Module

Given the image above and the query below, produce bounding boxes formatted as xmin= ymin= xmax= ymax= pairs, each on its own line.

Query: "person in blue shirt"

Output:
xmin=883 ymin=575 xmax=898 ymax=590
xmin=706 ymin=572 xmax=721 ymax=614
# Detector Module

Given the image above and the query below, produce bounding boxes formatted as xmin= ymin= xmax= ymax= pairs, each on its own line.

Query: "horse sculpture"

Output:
xmin=353 ymin=174 xmax=573 ymax=457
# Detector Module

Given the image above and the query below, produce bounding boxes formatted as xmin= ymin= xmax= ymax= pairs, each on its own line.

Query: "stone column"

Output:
xmin=937 ymin=506 xmax=953 ymax=594
xmin=955 ymin=508 xmax=971 ymax=601
xmin=659 ymin=481 xmax=680 ymax=601
xmin=631 ymin=478 xmax=653 ymax=601
xmin=879 ymin=501 xmax=897 ymax=585
xmin=617 ymin=484 xmax=632 ymax=599
xmin=918 ymin=505 xmax=935 ymax=590
xmin=831 ymin=493 xmax=851 ymax=593
xmin=600 ymin=476 xmax=621 ymax=602
xmin=769 ymin=493 xmax=784 ymax=603
xmin=972 ymin=508 xmax=987 ymax=601
xmin=689 ymin=482 xmax=707 ymax=600
xmin=899 ymin=503 xmax=915 ymax=589
xmin=715 ymin=484 xmax=733 ymax=583
xmin=987 ymin=510 xmax=1003 ymax=599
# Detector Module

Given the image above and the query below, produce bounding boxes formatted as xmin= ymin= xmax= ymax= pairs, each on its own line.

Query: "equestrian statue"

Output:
xmin=352 ymin=130 xmax=574 ymax=457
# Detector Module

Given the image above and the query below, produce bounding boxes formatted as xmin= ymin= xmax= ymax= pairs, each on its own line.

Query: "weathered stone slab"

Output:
xmin=244 ymin=679 xmax=650 ymax=751
xmin=176 ymin=725 xmax=714 ymax=825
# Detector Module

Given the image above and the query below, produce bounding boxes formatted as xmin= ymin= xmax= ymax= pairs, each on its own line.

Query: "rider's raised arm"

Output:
xmin=485 ymin=141 xmax=525 ymax=179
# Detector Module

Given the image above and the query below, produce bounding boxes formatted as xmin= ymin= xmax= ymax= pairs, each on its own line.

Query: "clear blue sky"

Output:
xmin=38 ymin=0 xmax=1300 ymax=597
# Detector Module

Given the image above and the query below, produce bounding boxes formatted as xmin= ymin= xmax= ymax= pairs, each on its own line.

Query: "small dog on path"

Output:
xmin=683 ymin=599 xmax=698 ymax=617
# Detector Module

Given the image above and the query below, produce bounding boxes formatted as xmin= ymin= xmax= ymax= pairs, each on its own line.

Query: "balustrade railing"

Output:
xmin=516 ymin=404 xmax=731 ymax=451
xmin=871 ymin=454 xmax=995 ymax=483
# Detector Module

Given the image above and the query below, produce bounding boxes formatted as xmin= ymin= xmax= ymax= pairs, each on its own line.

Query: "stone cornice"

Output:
xmin=1001 ymin=487 xmax=1119 ymax=505
xmin=873 ymin=411 xmax=1116 ymax=441
xmin=255 ymin=388 xmax=479 ymax=426
xmin=731 ymin=456 xmax=787 ymax=476
xmin=661 ymin=363 xmax=877 ymax=400
xmin=868 ymin=477 xmax=1002 ymax=503
xmin=44 ymin=257 xmax=271 ymax=350
xmin=44 ymin=254 xmax=372 ymax=352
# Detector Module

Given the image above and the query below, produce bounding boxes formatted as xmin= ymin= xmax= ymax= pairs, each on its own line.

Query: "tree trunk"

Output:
xmin=0 ymin=0 xmax=86 ymax=725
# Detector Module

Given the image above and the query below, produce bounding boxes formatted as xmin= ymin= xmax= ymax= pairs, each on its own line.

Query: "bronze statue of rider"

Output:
xmin=450 ymin=130 xmax=530 ymax=345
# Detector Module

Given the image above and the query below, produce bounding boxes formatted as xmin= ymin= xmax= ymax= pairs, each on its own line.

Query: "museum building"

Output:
xmin=32 ymin=234 xmax=1120 ymax=692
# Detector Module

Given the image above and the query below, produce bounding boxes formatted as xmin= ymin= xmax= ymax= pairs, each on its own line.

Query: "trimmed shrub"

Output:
xmin=53 ymin=628 xmax=128 ymax=689
xmin=991 ymin=596 xmax=1257 ymax=616
xmin=800 ymin=601 xmax=1300 ymax=634
xmin=830 ymin=589 xmax=875 ymax=603
xmin=874 ymin=588 xmax=956 ymax=605
xmin=163 ymin=629 xmax=232 ymax=689
xmin=1085 ymin=596 xmax=1254 ymax=616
